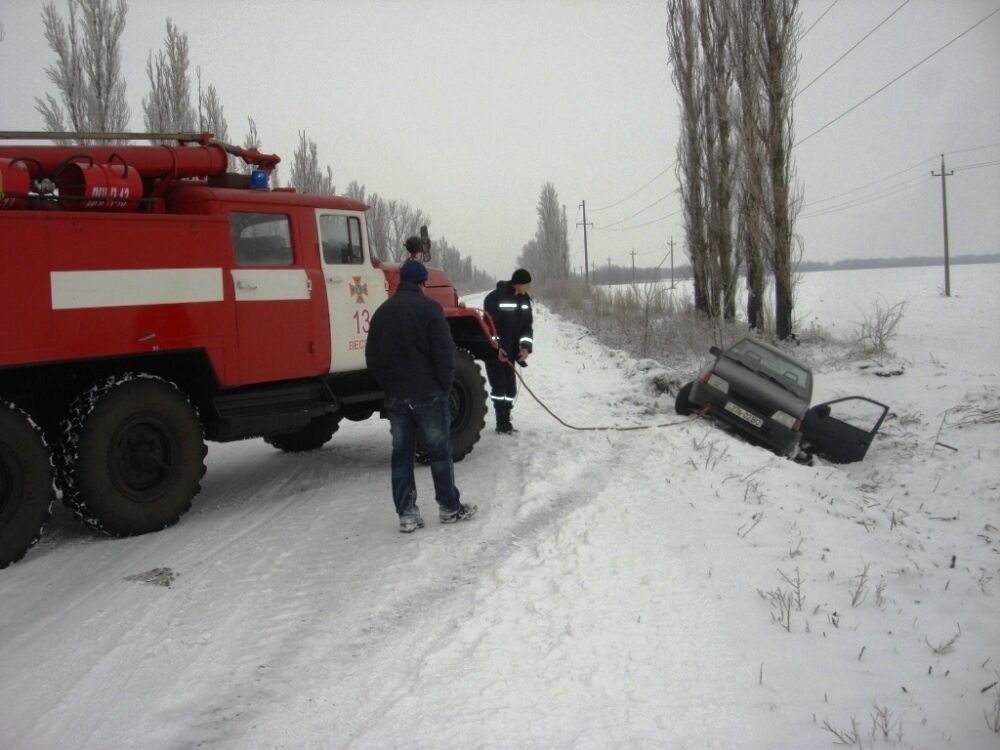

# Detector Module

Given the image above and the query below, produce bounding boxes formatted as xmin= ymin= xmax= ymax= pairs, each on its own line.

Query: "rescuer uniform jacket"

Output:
xmin=484 ymin=281 xmax=534 ymax=360
xmin=365 ymin=282 xmax=456 ymax=400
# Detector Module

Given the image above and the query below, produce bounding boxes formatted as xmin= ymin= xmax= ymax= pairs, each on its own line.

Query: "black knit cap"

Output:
xmin=404 ymin=236 xmax=423 ymax=254
xmin=511 ymin=268 xmax=532 ymax=285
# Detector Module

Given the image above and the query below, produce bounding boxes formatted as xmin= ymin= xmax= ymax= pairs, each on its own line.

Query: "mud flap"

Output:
xmin=801 ymin=396 xmax=889 ymax=464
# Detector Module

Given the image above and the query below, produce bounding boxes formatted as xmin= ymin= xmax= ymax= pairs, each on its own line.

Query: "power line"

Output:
xmin=803 ymin=156 xmax=935 ymax=207
xmin=953 ymin=159 xmax=1000 ymax=173
xmin=593 ymin=207 xmax=684 ymax=232
xmin=589 ymin=160 xmax=677 ymax=213
xmin=796 ymin=6 xmax=1000 ymax=147
xmin=801 ymin=174 xmax=930 ymax=219
xmin=796 ymin=0 xmax=912 ymax=99
xmin=800 ymin=0 xmax=841 ymax=41
xmin=593 ymin=189 xmax=679 ymax=230
xmin=804 ymin=143 xmax=1000 ymax=208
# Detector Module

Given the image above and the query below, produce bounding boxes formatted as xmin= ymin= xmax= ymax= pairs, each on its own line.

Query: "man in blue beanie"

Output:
xmin=366 ymin=261 xmax=477 ymax=532
xmin=483 ymin=268 xmax=533 ymax=434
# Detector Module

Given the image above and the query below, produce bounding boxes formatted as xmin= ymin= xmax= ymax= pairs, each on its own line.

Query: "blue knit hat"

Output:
xmin=400 ymin=260 xmax=428 ymax=284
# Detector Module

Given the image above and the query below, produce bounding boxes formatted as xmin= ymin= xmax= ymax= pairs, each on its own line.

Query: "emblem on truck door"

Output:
xmin=349 ymin=276 xmax=368 ymax=304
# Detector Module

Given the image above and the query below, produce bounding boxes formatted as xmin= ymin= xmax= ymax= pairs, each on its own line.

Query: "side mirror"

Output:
xmin=709 ymin=345 xmax=722 ymax=357
xmin=811 ymin=404 xmax=831 ymax=419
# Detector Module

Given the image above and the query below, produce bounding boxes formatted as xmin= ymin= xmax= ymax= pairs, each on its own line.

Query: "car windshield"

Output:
xmin=726 ymin=339 xmax=812 ymax=400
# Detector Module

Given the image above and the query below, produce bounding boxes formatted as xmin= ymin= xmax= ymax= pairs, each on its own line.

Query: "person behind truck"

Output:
xmin=483 ymin=268 xmax=534 ymax=435
xmin=402 ymin=235 xmax=427 ymax=263
xmin=365 ymin=260 xmax=478 ymax=533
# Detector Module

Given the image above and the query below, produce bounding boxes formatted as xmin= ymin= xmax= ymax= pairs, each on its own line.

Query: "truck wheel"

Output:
xmin=448 ymin=349 xmax=487 ymax=462
xmin=264 ymin=414 xmax=340 ymax=452
xmin=415 ymin=349 xmax=487 ymax=463
xmin=0 ymin=403 xmax=55 ymax=568
xmin=675 ymin=381 xmax=694 ymax=416
xmin=58 ymin=375 xmax=206 ymax=537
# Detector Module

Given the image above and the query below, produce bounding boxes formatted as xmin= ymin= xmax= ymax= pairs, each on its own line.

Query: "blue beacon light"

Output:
xmin=249 ymin=168 xmax=269 ymax=190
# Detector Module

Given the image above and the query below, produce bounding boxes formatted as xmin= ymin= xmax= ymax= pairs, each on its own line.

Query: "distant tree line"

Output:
xmin=26 ymin=0 xmax=493 ymax=292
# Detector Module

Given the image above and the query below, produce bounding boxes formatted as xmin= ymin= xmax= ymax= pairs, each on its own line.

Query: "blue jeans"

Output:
xmin=386 ymin=392 xmax=461 ymax=518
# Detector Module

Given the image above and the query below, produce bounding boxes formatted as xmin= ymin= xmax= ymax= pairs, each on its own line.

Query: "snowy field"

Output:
xmin=1 ymin=264 xmax=998 ymax=750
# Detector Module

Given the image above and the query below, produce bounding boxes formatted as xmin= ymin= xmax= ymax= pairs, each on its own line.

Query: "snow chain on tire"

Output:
xmin=56 ymin=373 xmax=207 ymax=537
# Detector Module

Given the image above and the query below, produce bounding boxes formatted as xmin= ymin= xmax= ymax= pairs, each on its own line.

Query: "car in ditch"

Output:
xmin=675 ymin=338 xmax=889 ymax=464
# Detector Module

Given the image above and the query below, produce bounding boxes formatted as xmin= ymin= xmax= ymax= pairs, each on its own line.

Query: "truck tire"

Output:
xmin=447 ymin=349 xmax=487 ymax=462
xmin=57 ymin=374 xmax=207 ymax=537
xmin=264 ymin=413 xmax=340 ymax=452
xmin=0 ymin=403 xmax=55 ymax=568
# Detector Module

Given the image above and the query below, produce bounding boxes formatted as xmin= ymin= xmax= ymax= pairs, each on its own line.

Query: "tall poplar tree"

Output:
xmin=35 ymin=0 xmax=130 ymax=144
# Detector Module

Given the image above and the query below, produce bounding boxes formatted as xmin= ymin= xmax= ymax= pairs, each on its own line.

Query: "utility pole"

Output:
xmin=630 ymin=248 xmax=636 ymax=284
xmin=577 ymin=200 xmax=593 ymax=286
xmin=668 ymin=237 xmax=676 ymax=289
xmin=931 ymin=155 xmax=954 ymax=297
xmin=607 ymin=255 xmax=612 ymax=285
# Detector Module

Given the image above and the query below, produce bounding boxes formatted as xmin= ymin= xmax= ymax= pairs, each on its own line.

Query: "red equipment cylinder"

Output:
xmin=56 ymin=159 xmax=143 ymax=211
xmin=0 ymin=158 xmax=31 ymax=209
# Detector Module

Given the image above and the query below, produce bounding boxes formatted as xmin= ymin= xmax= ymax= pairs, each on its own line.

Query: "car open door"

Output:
xmin=801 ymin=396 xmax=890 ymax=464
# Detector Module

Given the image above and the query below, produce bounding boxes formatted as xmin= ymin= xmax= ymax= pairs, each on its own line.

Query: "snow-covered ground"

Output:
xmin=1 ymin=264 xmax=998 ymax=750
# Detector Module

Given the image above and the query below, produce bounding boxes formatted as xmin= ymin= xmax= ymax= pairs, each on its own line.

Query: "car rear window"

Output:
xmin=727 ymin=340 xmax=812 ymax=400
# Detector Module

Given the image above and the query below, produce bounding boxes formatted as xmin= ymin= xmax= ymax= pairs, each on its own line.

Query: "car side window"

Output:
xmin=230 ymin=213 xmax=293 ymax=266
xmin=320 ymin=214 xmax=364 ymax=265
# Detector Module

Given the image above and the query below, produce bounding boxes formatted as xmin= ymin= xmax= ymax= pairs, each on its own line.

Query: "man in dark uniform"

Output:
xmin=366 ymin=261 xmax=478 ymax=532
xmin=483 ymin=268 xmax=533 ymax=434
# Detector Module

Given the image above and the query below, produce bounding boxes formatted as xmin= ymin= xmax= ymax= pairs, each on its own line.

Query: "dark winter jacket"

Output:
xmin=484 ymin=281 xmax=534 ymax=359
xmin=365 ymin=282 xmax=456 ymax=400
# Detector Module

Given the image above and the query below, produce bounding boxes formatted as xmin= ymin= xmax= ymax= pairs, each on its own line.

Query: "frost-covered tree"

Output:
xmin=34 ymin=0 xmax=130 ymax=144
xmin=667 ymin=0 xmax=709 ymax=314
xmin=289 ymin=131 xmax=335 ymax=195
xmin=750 ymin=0 xmax=802 ymax=340
xmin=699 ymin=0 xmax=737 ymax=320
xmin=521 ymin=182 xmax=569 ymax=283
xmin=143 ymin=19 xmax=196 ymax=138
xmin=732 ymin=0 xmax=768 ymax=331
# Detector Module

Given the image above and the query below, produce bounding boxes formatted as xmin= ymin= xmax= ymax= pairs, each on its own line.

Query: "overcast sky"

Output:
xmin=1 ymin=0 xmax=998 ymax=279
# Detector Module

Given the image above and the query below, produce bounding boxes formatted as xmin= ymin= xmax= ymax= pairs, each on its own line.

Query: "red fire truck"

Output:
xmin=0 ymin=132 xmax=495 ymax=568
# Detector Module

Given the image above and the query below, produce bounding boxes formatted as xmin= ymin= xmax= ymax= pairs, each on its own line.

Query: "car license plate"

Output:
xmin=724 ymin=401 xmax=764 ymax=428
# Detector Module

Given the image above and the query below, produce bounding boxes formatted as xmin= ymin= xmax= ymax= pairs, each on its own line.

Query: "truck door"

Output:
xmin=229 ymin=211 xmax=318 ymax=384
xmin=316 ymin=211 xmax=388 ymax=372
xmin=801 ymin=396 xmax=890 ymax=464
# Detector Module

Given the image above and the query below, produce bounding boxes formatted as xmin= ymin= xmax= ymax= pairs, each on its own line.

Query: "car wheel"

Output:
xmin=675 ymin=381 xmax=695 ymax=416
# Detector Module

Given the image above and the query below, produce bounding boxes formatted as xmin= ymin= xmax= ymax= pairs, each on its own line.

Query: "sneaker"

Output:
xmin=440 ymin=503 xmax=478 ymax=524
xmin=399 ymin=515 xmax=425 ymax=533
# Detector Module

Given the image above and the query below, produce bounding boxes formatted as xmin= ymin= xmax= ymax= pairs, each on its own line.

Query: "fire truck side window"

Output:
xmin=319 ymin=214 xmax=364 ymax=265
xmin=230 ymin=213 xmax=293 ymax=266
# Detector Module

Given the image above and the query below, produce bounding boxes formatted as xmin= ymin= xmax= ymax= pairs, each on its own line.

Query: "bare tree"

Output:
xmin=385 ymin=200 xmax=429 ymax=261
xmin=756 ymin=0 xmax=802 ymax=340
xmin=195 ymin=68 xmax=235 ymax=169
xmin=289 ymin=130 xmax=335 ymax=195
xmin=731 ymin=0 xmax=769 ymax=331
xmin=524 ymin=182 xmax=570 ymax=283
xmin=667 ymin=0 xmax=710 ymax=315
xmin=699 ymin=0 xmax=737 ymax=320
xmin=35 ymin=0 xmax=130 ymax=144
xmin=143 ymin=19 xmax=196 ymax=138
xmin=342 ymin=181 xmax=367 ymax=203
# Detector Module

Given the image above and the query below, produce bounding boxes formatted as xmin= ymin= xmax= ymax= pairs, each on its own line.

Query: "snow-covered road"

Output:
xmin=2 ymin=266 xmax=998 ymax=749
